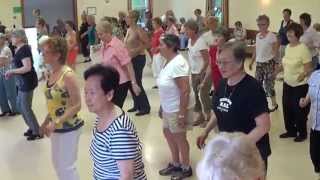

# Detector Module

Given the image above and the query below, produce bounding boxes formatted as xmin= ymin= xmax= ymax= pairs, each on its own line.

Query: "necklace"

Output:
xmin=224 ymin=83 xmax=237 ymax=99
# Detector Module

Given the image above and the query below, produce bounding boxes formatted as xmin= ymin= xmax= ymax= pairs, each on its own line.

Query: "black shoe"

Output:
xmin=136 ymin=111 xmax=150 ymax=116
xmin=152 ymin=85 xmax=158 ymax=89
xmin=294 ymin=136 xmax=307 ymax=142
xmin=171 ymin=166 xmax=193 ymax=180
xmin=8 ymin=112 xmax=19 ymax=116
xmin=269 ymin=104 xmax=278 ymax=112
xmin=279 ymin=132 xmax=296 ymax=138
xmin=159 ymin=163 xmax=182 ymax=176
xmin=24 ymin=129 xmax=33 ymax=137
xmin=0 ymin=112 xmax=10 ymax=117
xmin=27 ymin=134 xmax=43 ymax=141
xmin=127 ymin=108 xmax=138 ymax=113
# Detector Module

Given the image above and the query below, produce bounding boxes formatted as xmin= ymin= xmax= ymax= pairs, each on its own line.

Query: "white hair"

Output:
xmin=196 ymin=132 xmax=265 ymax=180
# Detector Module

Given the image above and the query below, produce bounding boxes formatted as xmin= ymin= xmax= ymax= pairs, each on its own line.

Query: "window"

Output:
xmin=128 ymin=0 xmax=152 ymax=26
xmin=206 ymin=0 xmax=229 ymax=26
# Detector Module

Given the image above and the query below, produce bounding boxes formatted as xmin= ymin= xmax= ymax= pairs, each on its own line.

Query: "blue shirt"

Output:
xmin=308 ymin=70 xmax=320 ymax=131
xmin=90 ymin=113 xmax=146 ymax=180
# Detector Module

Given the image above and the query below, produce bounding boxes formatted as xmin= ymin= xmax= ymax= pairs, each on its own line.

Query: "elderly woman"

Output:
xmin=300 ymin=69 xmax=320 ymax=177
xmin=157 ymin=34 xmax=194 ymax=179
xmin=84 ymin=64 xmax=146 ymax=180
xmin=0 ymin=33 xmax=18 ymax=116
xmin=299 ymin=13 xmax=320 ymax=69
xmin=96 ymin=20 xmax=140 ymax=108
xmin=165 ymin=16 xmax=179 ymax=36
xmin=125 ymin=10 xmax=151 ymax=116
xmin=185 ymin=19 xmax=210 ymax=126
xmin=5 ymin=29 xmax=40 ymax=140
xmin=197 ymin=132 xmax=265 ymax=180
xmin=249 ymin=15 xmax=279 ymax=112
xmin=39 ymin=37 xmax=83 ymax=180
xmin=279 ymin=23 xmax=313 ymax=142
xmin=197 ymin=41 xmax=271 ymax=171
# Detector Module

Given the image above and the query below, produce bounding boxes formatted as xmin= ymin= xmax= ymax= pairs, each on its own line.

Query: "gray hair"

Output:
xmin=219 ymin=41 xmax=247 ymax=63
xmin=184 ymin=19 xmax=199 ymax=33
xmin=196 ymin=132 xmax=265 ymax=180
xmin=12 ymin=29 xmax=28 ymax=43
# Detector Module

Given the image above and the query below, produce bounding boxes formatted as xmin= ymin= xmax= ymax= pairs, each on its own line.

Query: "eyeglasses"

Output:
xmin=216 ymin=60 xmax=234 ymax=67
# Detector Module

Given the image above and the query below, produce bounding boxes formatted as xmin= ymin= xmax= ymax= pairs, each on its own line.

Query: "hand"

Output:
xmin=45 ymin=121 xmax=56 ymax=137
xmin=299 ymin=97 xmax=309 ymax=108
xmin=4 ymin=71 xmax=13 ymax=80
xmin=196 ymin=132 xmax=208 ymax=149
xmin=132 ymin=83 xmax=141 ymax=96
xmin=297 ymin=73 xmax=306 ymax=82
xmin=39 ymin=123 xmax=47 ymax=137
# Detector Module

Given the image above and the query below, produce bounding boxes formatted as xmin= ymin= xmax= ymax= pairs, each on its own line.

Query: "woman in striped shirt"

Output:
xmin=84 ymin=64 xmax=146 ymax=180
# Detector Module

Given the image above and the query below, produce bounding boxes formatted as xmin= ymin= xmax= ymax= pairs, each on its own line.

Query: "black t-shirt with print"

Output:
xmin=213 ymin=74 xmax=271 ymax=159
xmin=13 ymin=44 xmax=38 ymax=91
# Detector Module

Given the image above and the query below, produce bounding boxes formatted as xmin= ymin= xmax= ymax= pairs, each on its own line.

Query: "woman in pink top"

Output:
xmin=151 ymin=17 xmax=165 ymax=88
xmin=97 ymin=20 xmax=140 ymax=108
xmin=166 ymin=16 xmax=179 ymax=36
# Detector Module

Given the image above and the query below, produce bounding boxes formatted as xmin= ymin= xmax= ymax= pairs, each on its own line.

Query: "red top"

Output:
xmin=151 ymin=28 xmax=164 ymax=55
xmin=209 ymin=46 xmax=222 ymax=90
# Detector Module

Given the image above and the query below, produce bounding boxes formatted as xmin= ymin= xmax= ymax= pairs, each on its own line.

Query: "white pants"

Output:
xmin=51 ymin=129 xmax=81 ymax=180
xmin=152 ymin=53 xmax=165 ymax=78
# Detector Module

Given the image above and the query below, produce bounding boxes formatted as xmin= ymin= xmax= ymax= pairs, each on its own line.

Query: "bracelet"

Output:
xmin=131 ymin=81 xmax=136 ymax=85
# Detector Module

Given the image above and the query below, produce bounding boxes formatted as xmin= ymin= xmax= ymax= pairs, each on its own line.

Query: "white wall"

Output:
xmin=0 ymin=0 xmax=22 ymax=28
xmin=77 ymin=0 xmax=128 ymax=24
xmin=168 ymin=0 xmax=206 ymax=20
xmin=229 ymin=0 xmax=320 ymax=31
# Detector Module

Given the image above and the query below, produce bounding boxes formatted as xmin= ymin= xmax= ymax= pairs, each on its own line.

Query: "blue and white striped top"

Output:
xmin=90 ymin=113 xmax=146 ymax=180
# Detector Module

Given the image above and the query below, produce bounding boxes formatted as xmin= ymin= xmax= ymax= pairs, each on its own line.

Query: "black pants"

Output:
xmin=310 ymin=129 xmax=320 ymax=173
xmin=112 ymin=81 xmax=130 ymax=108
xmin=282 ymin=83 xmax=310 ymax=137
xmin=128 ymin=55 xmax=150 ymax=112
xmin=80 ymin=38 xmax=89 ymax=57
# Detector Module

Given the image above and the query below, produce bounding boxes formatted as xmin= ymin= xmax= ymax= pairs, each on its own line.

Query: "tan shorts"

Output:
xmin=162 ymin=110 xmax=193 ymax=133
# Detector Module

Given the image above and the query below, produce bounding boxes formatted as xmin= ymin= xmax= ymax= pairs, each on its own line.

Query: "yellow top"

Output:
xmin=44 ymin=66 xmax=83 ymax=133
xmin=283 ymin=43 xmax=312 ymax=87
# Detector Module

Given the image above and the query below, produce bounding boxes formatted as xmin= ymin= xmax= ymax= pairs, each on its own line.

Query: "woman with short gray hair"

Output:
xmin=197 ymin=132 xmax=265 ymax=180
xmin=197 ymin=41 xmax=271 ymax=172
xmin=5 ymin=29 xmax=40 ymax=141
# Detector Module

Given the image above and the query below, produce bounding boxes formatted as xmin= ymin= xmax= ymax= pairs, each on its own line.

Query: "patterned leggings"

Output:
xmin=255 ymin=59 xmax=276 ymax=97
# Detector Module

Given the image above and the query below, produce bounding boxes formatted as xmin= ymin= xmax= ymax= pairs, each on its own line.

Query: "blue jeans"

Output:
xmin=0 ymin=74 xmax=18 ymax=113
xmin=17 ymin=90 xmax=40 ymax=135
xmin=179 ymin=34 xmax=188 ymax=49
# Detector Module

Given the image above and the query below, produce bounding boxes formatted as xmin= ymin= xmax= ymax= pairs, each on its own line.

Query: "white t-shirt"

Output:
xmin=201 ymin=30 xmax=217 ymax=47
xmin=255 ymin=32 xmax=277 ymax=63
xmin=188 ymin=37 xmax=209 ymax=74
xmin=157 ymin=54 xmax=194 ymax=113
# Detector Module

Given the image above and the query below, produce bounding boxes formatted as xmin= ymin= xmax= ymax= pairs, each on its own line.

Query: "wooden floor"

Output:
xmin=0 ymin=54 xmax=318 ymax=180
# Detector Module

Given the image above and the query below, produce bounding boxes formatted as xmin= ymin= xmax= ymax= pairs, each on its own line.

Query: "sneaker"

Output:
xmin=171 ymin=166 xmax=193 ymax=180
xmin=159 ymin=163 xmax=182 ymax=176
xmin=26 ymin=134 xmax=43 ymax=141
